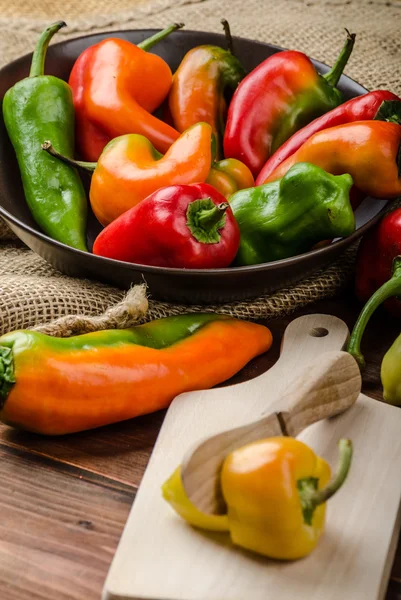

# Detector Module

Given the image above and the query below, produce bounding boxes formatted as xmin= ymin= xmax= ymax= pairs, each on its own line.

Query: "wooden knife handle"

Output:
xmin=279 ymin=351 xmax=361 ymax=438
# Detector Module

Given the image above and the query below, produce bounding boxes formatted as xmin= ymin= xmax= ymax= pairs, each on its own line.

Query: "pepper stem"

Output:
xmin=29 ymin=21 xmax=66 ymax=78
xmin=221 ymin=19 xmax=234 ymax=55
xmin=347 ymin=257 xmax=401 ymax=368
xmin=374 ymin=100 xmax=401 ymax=125
xmin=298 ymin=439 xmax=353 ymax=526
xmin=42 ymin=141 xmax=97 ymax=172
xmin=137 ymin=23 xmax=184 ymax=52
xmin=323 ymin=29 xmax=356 ymax=88
xmin=197 ymin=203 xmax=229 ymax=229
xmin=187 ymin=198 xmax=228 ymax=244
xmin=0 ymin=345 xmax=15 ymax=410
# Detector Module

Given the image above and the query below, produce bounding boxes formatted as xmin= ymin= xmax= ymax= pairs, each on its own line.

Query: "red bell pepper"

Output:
xmin=347 ymin=208 xmax=401 ymax=366
xmin=256 ymin=92 xmax=401 ymax=185
xmin=223 ymin=31 xmax=355 ymax=176
xmin=93 ymin=183 xmax=240 ymax=269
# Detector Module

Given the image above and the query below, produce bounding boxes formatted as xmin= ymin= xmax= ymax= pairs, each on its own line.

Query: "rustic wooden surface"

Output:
xmin=0 ymin=287 xmax=400 ymax=600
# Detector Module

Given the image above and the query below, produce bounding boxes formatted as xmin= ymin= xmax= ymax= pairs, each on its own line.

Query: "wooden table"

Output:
xmin=1 ymin=287 xmax=400 ymax=600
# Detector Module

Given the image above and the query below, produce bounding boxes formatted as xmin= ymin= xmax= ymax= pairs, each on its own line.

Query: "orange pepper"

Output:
xmin=69 ymin=25 xmax=183 ymax=161
xmin=91 ymin=123 xmax=213 ymax=225
xmin=207 ymin=158 xmax=255 ymax=198
xmin=260 ymin=121 xmax=401 ymax=198
xmin=44 ymin=122 xmax=214 ymax=226
xmin=0 ymin=314 xmax=272 ymax=435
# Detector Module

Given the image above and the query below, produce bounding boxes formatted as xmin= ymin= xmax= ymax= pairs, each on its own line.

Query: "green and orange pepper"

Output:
xmin=0 ymin=314 xmax=272 ymax=435
xmin=168 ymin=20 xmax=246 ymax=156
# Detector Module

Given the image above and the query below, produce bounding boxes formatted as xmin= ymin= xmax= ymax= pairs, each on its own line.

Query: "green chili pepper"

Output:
xmin=3 ymin=21 xmax=88 ymax=251
xmin=229 ymin=163 xmax=355 ymax=265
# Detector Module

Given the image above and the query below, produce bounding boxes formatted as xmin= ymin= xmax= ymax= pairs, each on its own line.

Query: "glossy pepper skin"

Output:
xmin=207 ymin=158 xmax=255 ymax=198
xmin=257 ymin=92 xmax=401 ymax=184
xmin=163 ymin=437 xmax=352 ymax=560
xmin=230 ymin=163 xmax=355 ymax=266
xmin=45 ymin=122 xmax=213 ymax=225
xmin=3 ymin=22 xmax=87 ymax=251
xmin=93 ymin=183 xmax=240 ymax=268
xmin=381 ymin=334 xmax=401 ymax=405
xmin=0 ymin=314 xmax=272 ymax=435
xmin=260 ymin=121 xmax=401 ymax=199
xmin=224 ymin=31 xmax=355 ymax=176
xmin=221 ymin=437 xmax=352 ymax=560
xmin=347 ymin=209 xmax=401 ymax=369
xmin=168 ymin=35 xmax=246 ymax=155
xmin=69 ymin=24 xmax=182 ymax=161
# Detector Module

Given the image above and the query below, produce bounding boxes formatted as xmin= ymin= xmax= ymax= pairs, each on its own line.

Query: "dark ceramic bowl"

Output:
xmin=0 ymin=29 xmax=387 ymax=304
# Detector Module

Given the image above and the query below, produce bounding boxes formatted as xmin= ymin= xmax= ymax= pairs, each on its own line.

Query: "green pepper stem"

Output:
xmin=137 ymin=23 xmax=184 ymax=52
xmin=187 ymin=198 xmax=228 ymax=244
xmin=29 ymin=21 xmax=66 ymax=78
xmin=310 ymin=439 xmax=352 ymax=506
xmin=347 ymin=257 xmax=401 ymax=368
xmin=42 ymin=141 xmax=97 ymax=172
xmin=374 ymin=100 xmax=401 ymax=125
xmin=0 ymin=345 xmax=15 ymax=410
xmin=221 ymin=19 xmax=234 ymax=55
xmin=323 ymin=29 xmax=356 ymax=88
xmin=298 ymin=439 xmax=352 ymax=525
xmin=197 ymin=202 xmax=229 ymax=229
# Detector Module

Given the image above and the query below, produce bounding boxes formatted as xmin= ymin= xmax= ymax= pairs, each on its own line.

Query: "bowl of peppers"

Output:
xmin=0 ymin=21 xmax=398 ymax=303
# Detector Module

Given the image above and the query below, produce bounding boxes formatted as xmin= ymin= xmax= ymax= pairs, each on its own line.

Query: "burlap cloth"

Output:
xmin=0 ymin=0 xmax=399 ymax=335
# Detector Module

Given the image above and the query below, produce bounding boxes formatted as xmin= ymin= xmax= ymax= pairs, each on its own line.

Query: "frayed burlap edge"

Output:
xmin=34 ymin=284 xmax=149 ymax=336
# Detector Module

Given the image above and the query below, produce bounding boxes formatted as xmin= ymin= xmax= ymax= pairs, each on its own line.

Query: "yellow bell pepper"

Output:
xmin=162 ymin=437 xmax=352 ymax=560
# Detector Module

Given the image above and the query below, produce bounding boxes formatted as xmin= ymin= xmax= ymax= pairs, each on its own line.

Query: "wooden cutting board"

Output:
xmin=103 ymin=314 xmax=401 ymax=600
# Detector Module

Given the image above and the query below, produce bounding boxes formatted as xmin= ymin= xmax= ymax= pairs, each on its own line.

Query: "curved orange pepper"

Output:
xmin=69 ymin=28 xmax=181 ymax=162
xmin=90 ymin=122 xmax=213 ymax=225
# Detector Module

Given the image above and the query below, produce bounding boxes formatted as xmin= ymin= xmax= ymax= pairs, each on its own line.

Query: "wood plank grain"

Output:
xmin=0 ymin=444 xmax=133 ymax=600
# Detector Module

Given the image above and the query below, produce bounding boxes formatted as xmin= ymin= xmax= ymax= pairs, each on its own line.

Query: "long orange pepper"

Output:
xmin=259 ymin=121 xmax=401 ymax=199
xmin=0 ymin=314 xmax=272 ymax=435
xmin=44 ymin=122 xmax=213 ymax=225
xmin=69 ymin=24 xmax=182 ymax=161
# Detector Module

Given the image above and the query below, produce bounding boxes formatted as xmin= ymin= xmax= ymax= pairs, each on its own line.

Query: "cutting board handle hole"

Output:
xmin=309 ymin=327 xmax=329 ymax=338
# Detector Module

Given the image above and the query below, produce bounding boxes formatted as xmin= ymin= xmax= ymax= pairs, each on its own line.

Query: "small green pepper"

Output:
xmin=3 ymin=21 xmax=88 ymax=251
xmin=229 ymin=162 xmax=355 ymax=265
